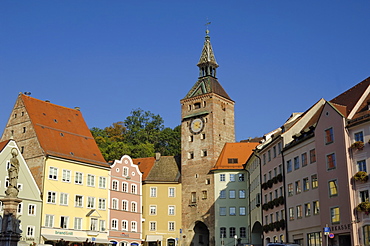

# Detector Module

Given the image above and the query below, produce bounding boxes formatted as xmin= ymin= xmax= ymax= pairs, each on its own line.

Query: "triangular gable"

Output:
xmin=86 ymin=209 xmax=101 ymax=218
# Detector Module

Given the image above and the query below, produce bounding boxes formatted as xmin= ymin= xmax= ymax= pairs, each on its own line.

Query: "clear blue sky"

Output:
xmin=1 ymin=1 xmax=370 ymax=141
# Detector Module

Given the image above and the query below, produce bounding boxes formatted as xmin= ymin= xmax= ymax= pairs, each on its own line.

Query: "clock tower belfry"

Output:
xmin=180 ymin=30 xmax=235 ymax=246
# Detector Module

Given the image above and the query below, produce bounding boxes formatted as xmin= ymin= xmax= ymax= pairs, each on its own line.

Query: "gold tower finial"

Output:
xmin=205 ymin=19 xmax=211 ymax=35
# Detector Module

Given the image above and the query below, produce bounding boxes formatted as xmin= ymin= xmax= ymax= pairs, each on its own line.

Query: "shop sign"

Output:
xmin=330 ymin=224 xmax=351 ymax=232
xmin=55 ymin=231 xmax=73 ymax=235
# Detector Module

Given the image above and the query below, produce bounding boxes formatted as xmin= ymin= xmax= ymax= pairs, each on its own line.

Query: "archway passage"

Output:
xmin=191 ymin=221 xmax=209 ymax=246
xmin=251 ymin=221 xmax=263 ymax=246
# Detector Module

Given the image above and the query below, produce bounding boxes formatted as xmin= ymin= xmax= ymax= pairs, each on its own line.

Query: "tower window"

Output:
xmin=201 ymin=133 xmax=206 ymax=139
xmin=194 ymin=102 xmax=201 ymax=109
xmin=203 ymin=101 xmax=206 ymax=107
xmin=201 ymin=150 xmax=207 ymax=157
xmin=23 ymin=127 xmax=26 ymax=133
xmin=191 ymin=192 xmax=196 ymax=203
xmin=188 ymin=152 xmax=194 ymax=159
xmin=189 ymin=136 xmax=193 ymax=142
xmin=188 ymin=105 xmax=192 ymax=111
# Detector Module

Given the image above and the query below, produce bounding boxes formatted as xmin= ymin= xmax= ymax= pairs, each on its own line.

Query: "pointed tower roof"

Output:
xmin=197 ymin=30 xmax=218 ymax=68
xmin=183 ymin=30 xmax=232 ymax=101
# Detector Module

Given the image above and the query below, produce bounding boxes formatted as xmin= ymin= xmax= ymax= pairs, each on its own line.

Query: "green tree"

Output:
xmin=91 ymin=108 xmax=180 ymax=161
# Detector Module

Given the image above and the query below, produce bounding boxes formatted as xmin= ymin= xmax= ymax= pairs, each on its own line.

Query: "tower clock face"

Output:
xmin=190 ymin=117 xmax=205 ymax=134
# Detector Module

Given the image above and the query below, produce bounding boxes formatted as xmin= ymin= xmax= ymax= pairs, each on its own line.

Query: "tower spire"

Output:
xmin=197 ymin=23 xmax=218 ymax=78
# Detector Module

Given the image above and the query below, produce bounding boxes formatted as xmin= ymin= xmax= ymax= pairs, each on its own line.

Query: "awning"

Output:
xmin=92 ymin=238 xmax=111 ymax=244
xmin=42 ymin=234 xmax=86 ymax=242
xmin=145 ymin=235 xmax=163 ymax=242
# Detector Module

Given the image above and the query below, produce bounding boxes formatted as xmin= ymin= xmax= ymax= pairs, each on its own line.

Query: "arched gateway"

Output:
xmin=190 ymin=221 xmax=209 ymax=246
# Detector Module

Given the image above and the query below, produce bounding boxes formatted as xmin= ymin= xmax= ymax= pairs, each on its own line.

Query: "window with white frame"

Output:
xmin=358 ymin=160 xmax=367 ymax=172
xmin=99 ymin=177 xmax=106 ymax=189
xmin=87 ymin=174 xmax=95 ymax=187
xmin=62 ymin=169 xmax=71 ymax=182
xmin=112 ymin=198 xmax=118 ymax=210
xmin=48 ymin=167 xmax=58 ymax=180
xmin=168 ymin=187 xmax=175 ymax=197
xmin=60 ymin=193 xmax=68 ymax=206
xmin=123 ymin=167 xmax=129 ymax=177
xmin=131 ymin=184 xmax=137 ymax=194
xmin=98 ymin=198 xmax=106 ymax=210
xmin=169 ymin=222 xmax=175 ymax=231
xmin=47 ymin=191 xmax=56 ymax=204
xmin=150 ymin=187 xmax=157 ymax=197
xmin=75 ymin=195 xmax=83 ymax=207
xmin=90 ymin=218 xmax=98 ymax=231
xmin=355 ymin=131 xmax=364 ymax=142
xmin=122 ymin=182 xmax=128 ymax=192
xmin=112 ymin=180 xmax=118 ymax=191
xmin=111 ymin=219 xmax=118 ymax=230
xmin=168 ymin=205 xmax=175 ymax=215
xmin=26 ymin=226 xmax=35 ymax=237
xmin=99 ymin=220 xmax=106 ymax=231
xmin=220 ymin=174 xmax=225 ymax=182
xmin=220 ymin=207 xmax=226 ymax=216
xmin=131 ymin=221 xmax=137 ymax=232
xmin=150 ymin=205 xmax=157 ymax=215
xmin=45 ymin=214 xmax=54 ymax=227
xmin=122 ymin=220 xmax=128 ymax=231
xmin=131 ymin=202 xmax=137 ymax=212
xmin=74 ymin=217 xmax=82 ymax=230
xmin=150 ymin=221 xmax=156 ymax=231
xmin=122 ymin=200 xmax=128 ymax=211
xmin=75 ymin=172 xmax=83 ymax=185
xmin=60 ymin=216 xmax=69 ymax=229
xmin=87 ymin=197 xmax=95 ymax=208
xmin=28 ymin=204 xmax=36 ymax=216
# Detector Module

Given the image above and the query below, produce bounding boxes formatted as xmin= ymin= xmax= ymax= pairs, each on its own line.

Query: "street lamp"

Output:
xmin=234 ymin=234 xmax=237 ymax=246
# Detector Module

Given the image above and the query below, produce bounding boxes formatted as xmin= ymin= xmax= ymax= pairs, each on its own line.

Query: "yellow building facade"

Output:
xmin=41 ymin=157 xmax=110 ymax=245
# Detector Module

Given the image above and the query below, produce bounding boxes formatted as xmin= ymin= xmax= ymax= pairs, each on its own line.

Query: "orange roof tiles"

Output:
xmin=330 ymin=77 xmax=370 ymax=117
xmin=211 ymin=142 xmax=259 ymax=170
xmin=21 ymin=94 xmax=108 ymax=168
xmin=132 ymin=157 xmax=155 ymax=181
xmin=0 ymin=140 xmax=10 ymax=152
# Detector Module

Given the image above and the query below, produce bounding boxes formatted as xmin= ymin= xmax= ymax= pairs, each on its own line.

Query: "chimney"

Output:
xmin=74 ymin=107 xmax=80 ymax=111
xmin=155 ymin=152 xmax=161 ymax=161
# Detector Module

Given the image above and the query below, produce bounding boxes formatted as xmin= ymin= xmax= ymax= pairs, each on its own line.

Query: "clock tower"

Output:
xmin=180 ymin=30 xmax=235 ymax=246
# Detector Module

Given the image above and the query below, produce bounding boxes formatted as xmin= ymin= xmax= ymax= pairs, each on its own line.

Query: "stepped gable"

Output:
xmin=21 ymin=94 xmax=108 ymax=167
xmin=330 ymin=77 xmax=370 ymax=117
xmin=211 ymin=142 xmax=259 ymax=170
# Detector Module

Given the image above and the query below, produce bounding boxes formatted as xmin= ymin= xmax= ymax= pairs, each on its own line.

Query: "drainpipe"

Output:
xmin=254 ymin=153 xmax=263 ymax=245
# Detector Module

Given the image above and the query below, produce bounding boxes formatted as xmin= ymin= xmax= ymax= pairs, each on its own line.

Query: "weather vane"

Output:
xmin=205 ymin=18 xmax=211 ymax=35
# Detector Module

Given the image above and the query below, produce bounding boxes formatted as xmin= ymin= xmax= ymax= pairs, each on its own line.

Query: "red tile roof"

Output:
xmin=132 ymin=157 xmax=155 ymax=181
xmin=330 ymin=77 xmax=370 ymax=117
xmin=211 ymin=142 xmax=259 ymax=170
xmin=0 ymin=140 xmax=10 ymax=152
xmin=21 ymin=94 xmax=108 ymax=168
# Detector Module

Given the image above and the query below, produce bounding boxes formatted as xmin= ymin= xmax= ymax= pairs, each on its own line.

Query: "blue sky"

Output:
xmin=1 ymin=1 xmax=370 ymax=141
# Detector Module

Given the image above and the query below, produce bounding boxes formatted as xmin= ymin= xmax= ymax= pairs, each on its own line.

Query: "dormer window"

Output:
xmin=228 ymin=158 xmax=238 ymax=164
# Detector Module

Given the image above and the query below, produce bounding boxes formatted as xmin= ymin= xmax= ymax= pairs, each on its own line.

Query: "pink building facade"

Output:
xmin=109 ymin=155 xmax=143 ymax=246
